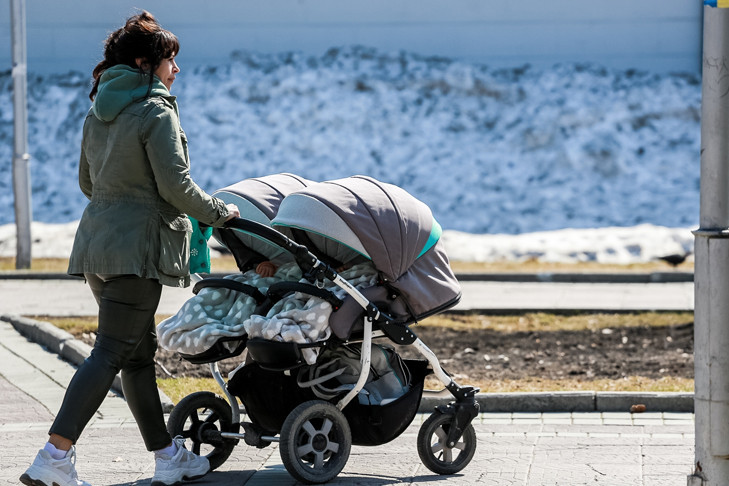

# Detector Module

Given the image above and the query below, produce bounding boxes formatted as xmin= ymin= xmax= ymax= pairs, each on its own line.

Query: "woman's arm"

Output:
xmin=142 ymin=101 xmax=231 ymax=226
xmin=78 ymin=144 xmax=93 ymax=200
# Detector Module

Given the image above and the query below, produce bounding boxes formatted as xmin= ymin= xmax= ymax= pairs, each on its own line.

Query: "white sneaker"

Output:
xmin=20 ymin=446 xmax=91 ymax=486
xmin=151 ymin=436 xmax=210 ymax=486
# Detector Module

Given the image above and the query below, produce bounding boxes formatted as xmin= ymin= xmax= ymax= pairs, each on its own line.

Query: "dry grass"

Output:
xmin=0 ymin=256 xmax=243 ymax=273
xmin=2 ymin=256 xmax=692 ymax=274
xmin=449 ymin=259 xmax=693 ymax=274
xmin=0 ymin=257 xmax=73 ymax=272
xmin=420 ymin=311 xmax=694 ymax=333
xmin=156 ymin=377 xmax=224 ymax=404
xmin=32 ymin=315 xmax=171 ymax=335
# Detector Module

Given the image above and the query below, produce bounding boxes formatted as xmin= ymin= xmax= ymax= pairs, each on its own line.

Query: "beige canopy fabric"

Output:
xmin=212 ymin=173 xmax=313 ymax=268
xmin=273 ymin=175 xmax=461 ymax=326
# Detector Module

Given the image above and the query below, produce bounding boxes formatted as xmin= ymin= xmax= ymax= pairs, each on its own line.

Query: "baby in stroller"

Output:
xmin=164 ymin=174 xmax=480 ymax=484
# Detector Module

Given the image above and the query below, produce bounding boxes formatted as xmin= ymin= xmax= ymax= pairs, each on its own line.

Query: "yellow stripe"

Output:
xmin=720 ymin=0 xmax=729 ymax=8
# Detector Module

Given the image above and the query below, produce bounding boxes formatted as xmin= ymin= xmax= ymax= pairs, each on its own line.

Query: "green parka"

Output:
xmin=68 ymin=65 xmax=230 ymax=287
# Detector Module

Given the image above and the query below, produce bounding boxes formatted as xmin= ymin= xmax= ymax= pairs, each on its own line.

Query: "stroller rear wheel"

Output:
xmin=417 ymin=411 xmax=477 ymax=475
xmin=279 ymin=400 xmax=352 ymax=484
xmin=167 ymin=391 xmax=239 ymax=471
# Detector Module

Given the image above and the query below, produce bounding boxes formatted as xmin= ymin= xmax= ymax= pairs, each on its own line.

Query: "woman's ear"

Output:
xmin=135 ymin=57 xmax=149 ymax=70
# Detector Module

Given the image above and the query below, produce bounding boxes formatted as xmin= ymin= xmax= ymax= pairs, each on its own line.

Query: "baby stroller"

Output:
xmin=165 ymin=174 xmax=480 ymax=484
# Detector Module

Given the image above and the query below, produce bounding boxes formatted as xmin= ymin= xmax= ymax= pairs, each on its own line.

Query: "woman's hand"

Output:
xmin=225 ymin=203 xmax=240 ymax=221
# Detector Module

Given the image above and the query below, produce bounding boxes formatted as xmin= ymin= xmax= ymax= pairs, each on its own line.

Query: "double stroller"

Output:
xmin=162 ymin=173 xmax=480 ymax=484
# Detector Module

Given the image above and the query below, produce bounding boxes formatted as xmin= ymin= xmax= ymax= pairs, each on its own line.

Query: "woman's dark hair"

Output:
xmin=89 ymin=10 xmax=179 ymax=100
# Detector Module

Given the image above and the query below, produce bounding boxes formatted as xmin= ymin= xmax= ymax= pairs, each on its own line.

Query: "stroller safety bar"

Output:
xmin=224 ymin=217 xmax=331 ymax=277
xmin=193 ymin=278 xmax=266 ymax=304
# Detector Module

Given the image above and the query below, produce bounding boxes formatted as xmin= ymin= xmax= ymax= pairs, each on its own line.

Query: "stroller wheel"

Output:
xmin=417 ymin=411 xmax=477 ymax=475
xmin=167 ymin=391 xmax=239 ymax=471
xmin=279 ymin=400 xmax=352 ymax=484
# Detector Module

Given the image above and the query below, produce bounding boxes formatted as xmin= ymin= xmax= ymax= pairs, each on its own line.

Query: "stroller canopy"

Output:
xmin=213 ymin=173 xmax=312 ymax=267
xmin=273 ymin=175 xmax=461 ymax=320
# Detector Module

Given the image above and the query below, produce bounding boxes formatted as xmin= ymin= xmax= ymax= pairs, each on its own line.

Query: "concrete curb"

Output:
xmin=0 ymin=314 xmax=175 ymax=413
xmin=421 ymin=390 xmax=693 ymax=413
xmin=0 ymin=272 xmax=83 ymax=280
xmin=456 ymin=272 xmax=693 ymax=283
xmin=2 ymin=313 xmax=693 ymax=414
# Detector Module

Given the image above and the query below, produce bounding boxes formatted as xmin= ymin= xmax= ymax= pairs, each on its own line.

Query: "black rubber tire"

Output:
xmin=279 ymin=400 xmax=352 ymax=484
xmin=417 ymin=411 xmax=477 ymax=475
xmin=167 ymin=391 xmax=239 ymax=471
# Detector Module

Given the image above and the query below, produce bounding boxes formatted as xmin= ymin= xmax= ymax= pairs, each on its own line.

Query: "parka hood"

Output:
xmin=92 ymin=64 xmax=176 ymax=122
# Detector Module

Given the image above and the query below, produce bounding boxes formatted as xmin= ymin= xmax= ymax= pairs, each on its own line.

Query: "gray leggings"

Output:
xmin=49 ymin=274 xmax=171 ymax=451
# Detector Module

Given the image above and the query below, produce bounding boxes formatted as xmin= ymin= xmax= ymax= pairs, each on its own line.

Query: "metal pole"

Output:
xmin=691 ymin=3 xmax=729 ymax=485
xmin=10 ymin=0 xmax=31 ymax=269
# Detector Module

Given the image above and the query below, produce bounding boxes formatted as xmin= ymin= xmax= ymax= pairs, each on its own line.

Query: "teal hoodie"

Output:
xmin=92 ymin=64 xmax=178 ymax=122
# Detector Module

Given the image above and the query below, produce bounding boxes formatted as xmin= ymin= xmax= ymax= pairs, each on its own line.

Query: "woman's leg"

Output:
xmin=119 ymin=307 xmax=171 ymax=451
xmin=49 ymin=274 xmax=170 ymax=450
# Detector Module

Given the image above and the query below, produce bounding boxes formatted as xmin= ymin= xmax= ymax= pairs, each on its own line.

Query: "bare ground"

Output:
xmin=79 ymin=316 xmax=693 ymax=387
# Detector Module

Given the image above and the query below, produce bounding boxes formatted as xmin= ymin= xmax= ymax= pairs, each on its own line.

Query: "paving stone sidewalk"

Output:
xmin=0 ymin=318 xmax=696 ymax=485
xmin=0 ymin=277 xmax=696 ymax=316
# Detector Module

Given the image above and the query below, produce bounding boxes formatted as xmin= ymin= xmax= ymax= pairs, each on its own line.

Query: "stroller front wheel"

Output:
xmin=279 ymin=400 xmax=352 ymax=484
xmin=167 ymin=391 xmax=239 ymax=471
xmin=417 ymin=411 xmax=477 ymax=475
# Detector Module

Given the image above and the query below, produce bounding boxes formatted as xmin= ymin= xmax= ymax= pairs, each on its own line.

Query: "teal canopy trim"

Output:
xmin=417 ymin=219 xmax=442 ymax=259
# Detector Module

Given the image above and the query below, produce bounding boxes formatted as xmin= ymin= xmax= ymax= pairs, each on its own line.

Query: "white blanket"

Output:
xmin=158 ymin=262 xmax=302 ymax=355
xmin=245 ymin=262 xmax=378 ymax=364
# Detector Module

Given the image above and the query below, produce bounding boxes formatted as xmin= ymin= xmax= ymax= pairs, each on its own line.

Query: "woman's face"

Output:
xmin=154 ymin=56 xmax=179 ymax=91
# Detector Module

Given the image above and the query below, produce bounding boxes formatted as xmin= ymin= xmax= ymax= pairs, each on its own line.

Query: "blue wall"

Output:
xmin=0 ymin=0 xmax=703 ymax=75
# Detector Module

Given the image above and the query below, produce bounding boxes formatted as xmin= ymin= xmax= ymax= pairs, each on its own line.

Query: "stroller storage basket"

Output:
xmin=228 ymin=359 xmax=429 ymax=446
xmin=228 ymin=362 xmax=318 ymax=434
xmin=343 ymin=359 xmax=429 ymax=446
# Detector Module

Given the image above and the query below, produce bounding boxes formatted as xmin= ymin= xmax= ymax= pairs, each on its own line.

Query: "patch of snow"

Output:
xmin=0 ymin=47 xmax=702 ymax=262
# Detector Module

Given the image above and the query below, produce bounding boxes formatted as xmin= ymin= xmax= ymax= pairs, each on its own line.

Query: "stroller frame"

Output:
xmin=168 ymin=218 xmax=480 ymax=483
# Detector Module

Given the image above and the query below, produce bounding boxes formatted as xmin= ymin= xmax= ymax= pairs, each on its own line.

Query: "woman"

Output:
xmin=21 ymin=11 xmax=239 ymax=486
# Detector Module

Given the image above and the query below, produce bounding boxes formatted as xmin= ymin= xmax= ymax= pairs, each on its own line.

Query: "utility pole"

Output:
xmin=691 ymin=2 xmax=729 ymax=485
xmin=10 ymin=0 xmax=31 ymax=269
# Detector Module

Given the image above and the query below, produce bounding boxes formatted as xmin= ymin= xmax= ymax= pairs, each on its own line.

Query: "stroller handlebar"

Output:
xmin=222 ymin=216 xmax=327 ymax=274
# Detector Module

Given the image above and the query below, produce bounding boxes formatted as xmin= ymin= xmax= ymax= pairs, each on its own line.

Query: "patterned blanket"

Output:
xmin=245 ymin=262 xmax=378 ymax=364
xmin=158 ymin=262 xmax=302 ymax=355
